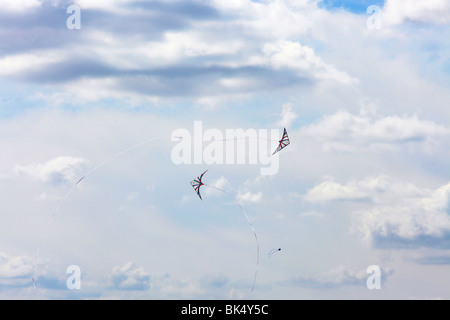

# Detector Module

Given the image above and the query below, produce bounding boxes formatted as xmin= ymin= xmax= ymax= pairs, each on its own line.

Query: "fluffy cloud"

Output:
xmin=287 ymin=265 xmax=393 ymax=289
xmin=255 ymin=40 xmax=357 ymax=85
xmin=110 ymin=262 xmax=150 ymax=291
xmin=0 ymin=252 xmax=32 ymax=279
xmin=1 ymin=0 xmax=450 ymax=300
xmin=109 ymin=264 xmax=234 ymax=298
xmin=300 ymin=109 xmax=449 ymax=153
xmin=305 ymin=175 xmax=425 ymax=203
xmin=0 ymin=252 xmax=33 ymax=288
xmin=236 ymin=191 xmax=263 ymax=204
xmin=383 ymin=0 xmax=450 ymax=26
xmin=13 ymin=156 xmax=88 ymax=185
xmin=0 ymin=51 xmax=67 ymax=77
xmin=277 ymin=103 xmax=298 ymax=128
xmin=157 ymin=273 xmax=236 ymax=299
xmin=354 ymin=181 xmax=450 ymax=248
xmin=0 ymin=0 xmax=41 ymax=13
xmin=204 ymin=176 xmax=230 ymax=198
xmin=0 ymin=0 xmax=356 ymax=105
xmin=305 ymin=175 xmax=450 ymax=249
xmin=304 ymin=178 xmax=370 ymax=202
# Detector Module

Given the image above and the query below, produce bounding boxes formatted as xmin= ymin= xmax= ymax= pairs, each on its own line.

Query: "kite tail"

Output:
xmin=203 ymin=184 xmax=259 ymax=298
xmin=32 ymin=136 xmax=161 ymax=290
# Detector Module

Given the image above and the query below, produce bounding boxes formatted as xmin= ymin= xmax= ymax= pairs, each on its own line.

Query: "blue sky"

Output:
xmin=0 ymin=0 xmax=450 ymax=300
xmin=319 ymin=0 xmax=385 ymax=13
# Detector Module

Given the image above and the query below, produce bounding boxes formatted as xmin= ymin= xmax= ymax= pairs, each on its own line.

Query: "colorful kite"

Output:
xmin=190 ymin=170 xmax=208 ymax=200
xmin=272 ymin=128 xmax=290 ymax=155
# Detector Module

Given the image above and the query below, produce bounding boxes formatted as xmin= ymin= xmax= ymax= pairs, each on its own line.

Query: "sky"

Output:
xmin=0 ymin=0 xmax=449 ymax=300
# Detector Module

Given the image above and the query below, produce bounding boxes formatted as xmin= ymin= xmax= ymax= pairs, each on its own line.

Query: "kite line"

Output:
xmin=32 ymin=136 xmax=161 ymax=290
xmin=174 ymin=127 xmax=291 ymax=156
xmin=190 ymin=170 xmax=260 ymax=298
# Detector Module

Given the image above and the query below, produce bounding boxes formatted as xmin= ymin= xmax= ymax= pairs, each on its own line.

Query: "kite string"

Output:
xmin=208 ymin=137 xmax=278 ymax=142
xmin=32 ymin=136 xmax=161 ymax=290
xmin=203 ymin=183 xmax=259 ymax=298
xmin=32 ymin=183 xmax=78 ymax=291
xmin=79 ymin=136 xmax=162 ymax=182
xmin=268 ymin=248 xmax=281 ymax=258
xmin=173 ymin=136 xmax=279 ymax=142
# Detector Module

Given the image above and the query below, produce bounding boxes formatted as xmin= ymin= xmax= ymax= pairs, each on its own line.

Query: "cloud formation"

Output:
xmin=13 ymin=156 xmax=88 ymax=185
xmin=110 ymin=262 xmax=151 ymax=291
xmin=383 ymin=0 xmax=450 ymax=26
xmin=277 ymin=103 xmax=298 ymax=128
xmin=304 ymin=173 xmax=450 ymax=249
xmin=0 ymin=252 xmax=32 ymax=283
xmin=305 ymin=175 xmax=424 ymax=203
xmin=286 ymin=265 xmax=393 ymax=289
xmin=0 ymin=0 xmax=42 ymax=13
xmin=236 ymin=191 xmax=263 ymax=204
xmin=1 ymin=0 xmax=450 ymax=300
xmin=0 ymin=0 xmax=357 ymax=105
xmin=301 ymin=109 xmax=449 ymax=153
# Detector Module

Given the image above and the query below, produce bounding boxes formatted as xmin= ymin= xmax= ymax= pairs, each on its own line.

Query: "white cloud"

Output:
xmin=0 ymin=51 xmax=66 ymax=77
xmin=126 ymin=191 xmax=139 ymax=202
xmin=204 ymin=176 xmax=230 ymax=197
xmin=289 ymin=265 xmax=393 ymax=288
xmin=0 ymin=0 xmax=41 ymax=13
xmin=304 ymin=178 xmax=369 ymax=202
xmin=277 ymin=103 xmax=298 ymax=128
xmin=353 ymin=181 xmax=450 ymax=246
xmin=236 ymin=191 xmax=263 ymax=204
xmin=213 ymin=0 xmax=318 ymax=38
xmin=157 ymin=273 xmax=235 ymax=299
xmin=0 ymin=252 xmax=67 ymax=292
xmin=1 ymin=0 xmax=450 ymax=300
xmin=34 ymin=192 xmax=61 ymax=202
xmin=14 ymin=156 xmax=89 ymax=185
xmin=0 ymin=0 xmax=360 ymax=104
xmin=383 ymin=0 xmax=450 ymax=26
xmin=305 ymin=175 xmax=425 ymax=203
xmin=0 ymin=252 xmax=32 ymax=279
xmin=301 ymin=109 xmax=450 ymax=153
xmin=73 ymin=0 xmax=134 ymax=13
xmin=110 ymin=262 xmax=150 ymax=291
xmin=160 ymin=277 xmax=205 ymax=297
xmin=315 ymin=265 xmax=367 ymax=286
xmin=255 ymin=40 xmax=357 ymax=85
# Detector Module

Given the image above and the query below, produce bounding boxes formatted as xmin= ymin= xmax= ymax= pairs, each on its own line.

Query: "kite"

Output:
xmin=190 ymin=170 xmax=208 ymax=200
xmin=190 ymin=170 xmax=260 ymax=297
xmin=268 ymin=248 xmax=281 ymax=258
xmin=272 ymin=128 xmax=290 ymax=155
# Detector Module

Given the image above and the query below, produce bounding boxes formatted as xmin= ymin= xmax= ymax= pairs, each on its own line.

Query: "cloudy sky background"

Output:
xmin=1 ymin=0 xmax=450 ymax=299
